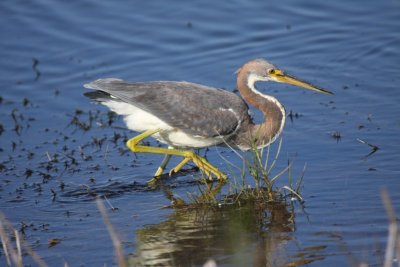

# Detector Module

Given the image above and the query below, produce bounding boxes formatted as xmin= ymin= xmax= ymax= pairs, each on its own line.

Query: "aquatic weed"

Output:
xmin=182 ymin=138 xmax=305 ymax=208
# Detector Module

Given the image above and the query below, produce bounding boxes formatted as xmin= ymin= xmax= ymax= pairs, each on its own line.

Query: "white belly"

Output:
xmin=102 ymin=100 xmax=223 ymax=148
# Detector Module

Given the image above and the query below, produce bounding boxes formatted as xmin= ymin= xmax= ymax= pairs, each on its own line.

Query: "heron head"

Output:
xmin=239 ymin=58 xmax=333 ymax=95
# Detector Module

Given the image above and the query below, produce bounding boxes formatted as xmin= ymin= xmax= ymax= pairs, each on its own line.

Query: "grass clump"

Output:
xmin=183 ymin=138 xmax=305 ymax=208
xmin=230 ymin=138 xmax=304 ymax=204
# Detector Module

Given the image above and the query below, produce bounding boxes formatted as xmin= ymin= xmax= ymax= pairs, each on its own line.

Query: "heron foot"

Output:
xmin=169 ymin=151 xmax=227 ymax=181
xmin=126 ymin=129 xmax=227 ymax=182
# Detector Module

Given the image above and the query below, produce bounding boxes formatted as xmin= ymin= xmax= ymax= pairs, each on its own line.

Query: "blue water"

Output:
xmin=1 ymin=0 xmax=399 ymax=266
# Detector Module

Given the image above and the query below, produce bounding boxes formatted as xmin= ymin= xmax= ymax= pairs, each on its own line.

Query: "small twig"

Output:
xmin=46 ymin=151 xmax=52 ymax=162
xmin=357 ymin=138 xmax=379 ymax=150
xmin=380 ymin=189 xmax=399 ymax=267
xmin=282 ymin=186 xmax=304 ymax=203
xmin=0 ymin=228 xmax=21 ymax=267
xmin=14 ymin=230 xmax=23 ymax=267
xmin=357 ymin=138 xmax=379 ymax=157
xmin=104 ymin=143 xmax=110 ymax=162
xmin=0 ymin=217 xmax=19 ymax=267
xmin=96 ymin=199 xmax=127 ymax=267
xmin=0 ymin=223 xmax=12 ymax=266
xmin=103 ymin=195 xmax=118 ymax=211
xmin=20 ymin=238 xmax=48 ymax=267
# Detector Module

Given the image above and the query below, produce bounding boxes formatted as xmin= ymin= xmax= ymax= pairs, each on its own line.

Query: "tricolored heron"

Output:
xmin=84 ymin=59 xmax=332 ymax=181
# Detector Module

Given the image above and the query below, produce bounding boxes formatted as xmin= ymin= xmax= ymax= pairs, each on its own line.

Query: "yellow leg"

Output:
xmin=154 ymin=154 xmax=172 ymax=177
xmin=126 ymin=129 xmax=227 ymax=181
xmin=169 ymin=157 xmax=191 ymax=176
xmin=170 ymin=151 xmax=225 ymax=180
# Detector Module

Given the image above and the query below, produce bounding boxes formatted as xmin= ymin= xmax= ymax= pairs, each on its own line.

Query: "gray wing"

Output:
xmin=84 ymin=78 xmax=250 ymax=137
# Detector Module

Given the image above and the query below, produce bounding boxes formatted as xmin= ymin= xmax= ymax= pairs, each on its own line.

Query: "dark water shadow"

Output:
xmin=59 ymin=181 xmax=151 ymax=202
xmin=58 ymin=167 xmax=203 ymax=202
xmin=130 ymin=199 xmax=326 ymax=266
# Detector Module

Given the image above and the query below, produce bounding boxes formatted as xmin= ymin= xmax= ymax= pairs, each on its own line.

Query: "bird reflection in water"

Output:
xmin=131 ymin=187 xmax=326 ymax=267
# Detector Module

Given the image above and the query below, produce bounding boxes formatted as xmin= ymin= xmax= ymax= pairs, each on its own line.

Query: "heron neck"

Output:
xmin=236 ymin=73 xmax=286 ymax=149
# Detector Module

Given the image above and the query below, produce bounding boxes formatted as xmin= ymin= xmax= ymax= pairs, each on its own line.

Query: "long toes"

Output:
xmin=218 ymin=174 xmax=227 ymax=181
xmin=189 ymin=155 xmax=226 ymax=180
xmin=202 ymin=169 xmax=213 ymax=180
xmin=147 ymin=177 xmax=159 ymax=187
xmin=169 ymin=168 xmax=176 ymax=176
xmin=200 ymin=163 xmax=222 ymax=179
xmin=193 ymin=161 xmax=218 ymax=180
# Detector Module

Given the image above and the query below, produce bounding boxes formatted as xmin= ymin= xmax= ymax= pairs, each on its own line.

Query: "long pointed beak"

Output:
xmin=271 ymin=69 xmax=333 ymax=95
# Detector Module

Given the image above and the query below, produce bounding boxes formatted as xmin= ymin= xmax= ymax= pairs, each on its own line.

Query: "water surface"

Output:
xmin=0 ymin=0 xmax=399 ymax=266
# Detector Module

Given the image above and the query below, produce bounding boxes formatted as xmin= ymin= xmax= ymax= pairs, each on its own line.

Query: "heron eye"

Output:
xmin=268 ymin=69 xmax=276 ymax=75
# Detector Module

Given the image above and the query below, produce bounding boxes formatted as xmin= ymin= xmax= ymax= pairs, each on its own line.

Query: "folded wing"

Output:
xmin=84 ymin=78 xmax=250 ymax=138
